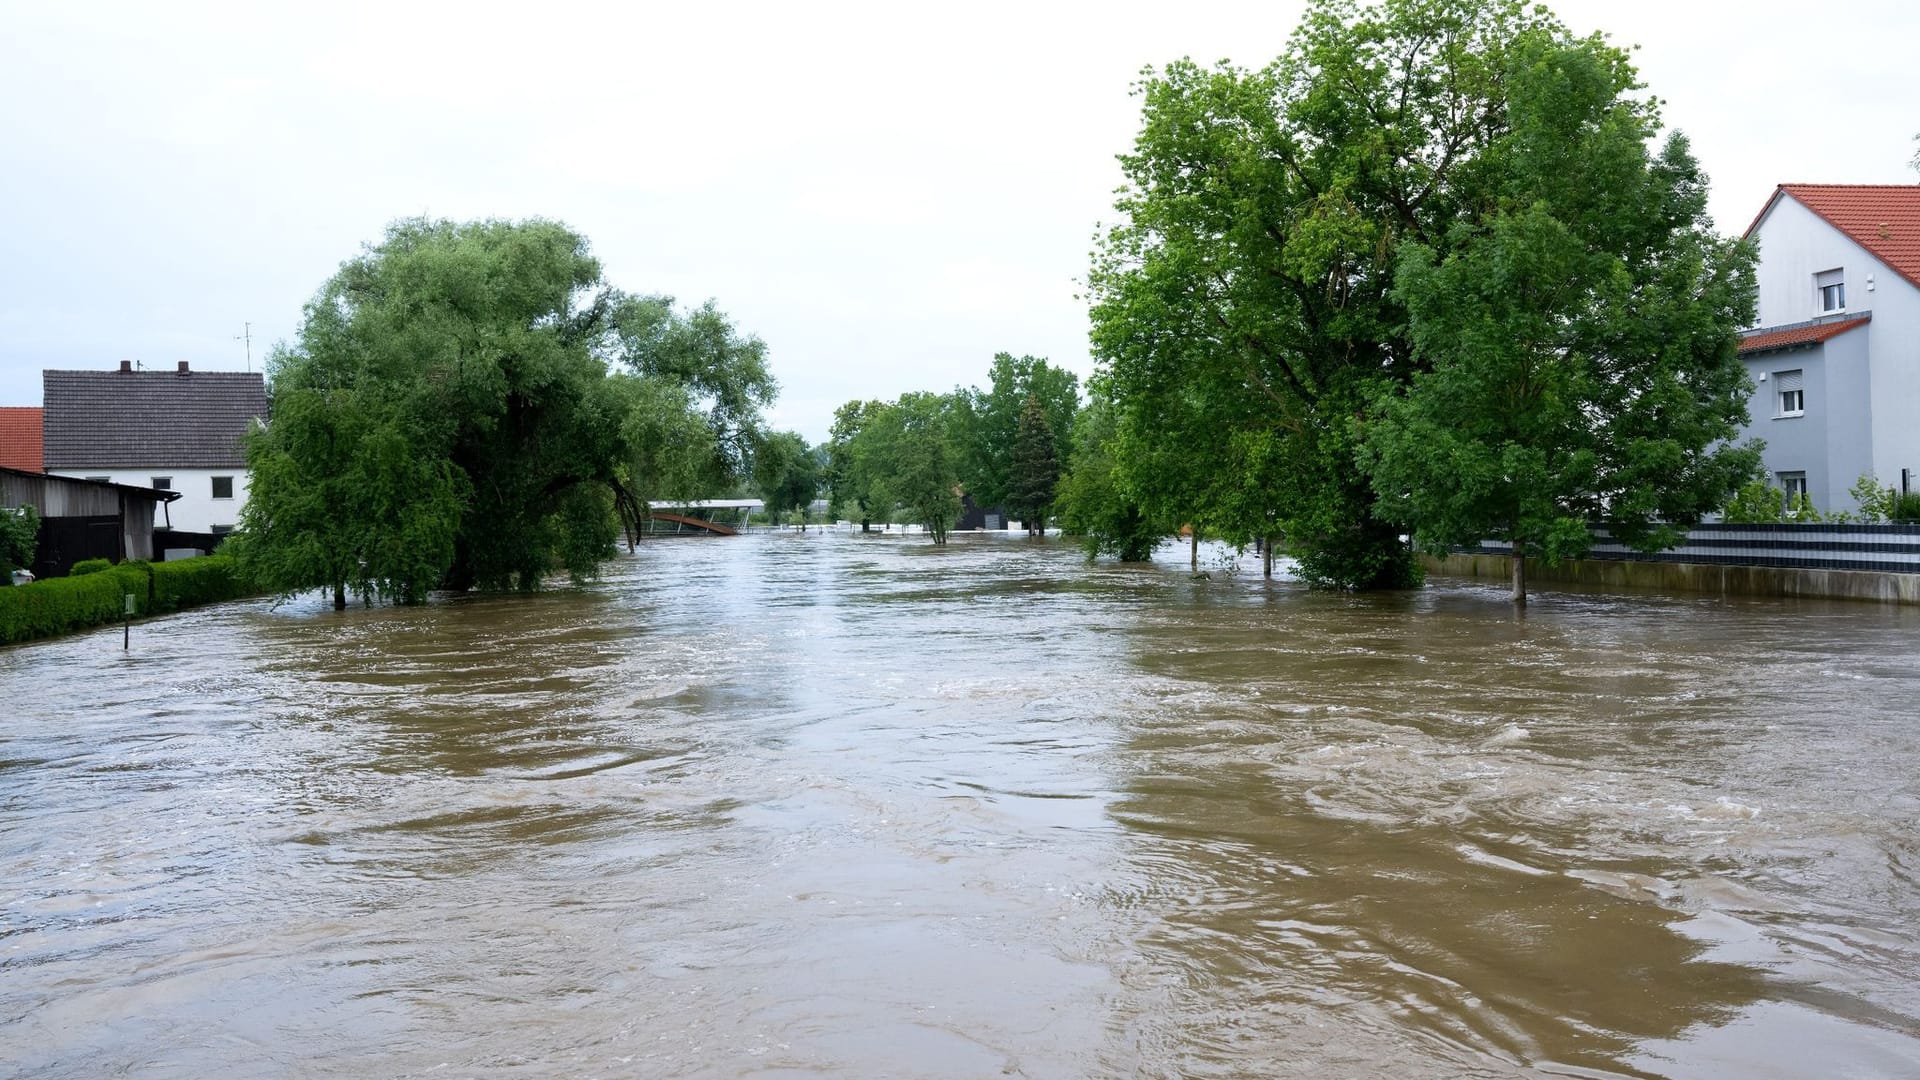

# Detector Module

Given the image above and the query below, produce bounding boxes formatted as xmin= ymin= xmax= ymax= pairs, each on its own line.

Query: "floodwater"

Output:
xmin=5 ymin=534 xmax=1920 ymax=1079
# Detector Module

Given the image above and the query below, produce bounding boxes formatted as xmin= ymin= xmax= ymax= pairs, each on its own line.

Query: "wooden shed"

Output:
xmin=0 ymin=466 xmax=180 ymax=578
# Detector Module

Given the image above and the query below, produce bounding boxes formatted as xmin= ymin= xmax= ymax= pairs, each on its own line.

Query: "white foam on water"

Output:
xmin=1484 ymin=723 xmax=1530 ymax=746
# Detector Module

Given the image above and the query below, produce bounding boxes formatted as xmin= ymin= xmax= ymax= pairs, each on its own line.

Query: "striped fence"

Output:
xmin=1459 ymin=523 xmax=1920 ymax=575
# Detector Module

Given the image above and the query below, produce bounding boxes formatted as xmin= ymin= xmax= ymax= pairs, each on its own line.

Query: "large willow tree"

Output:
xmin=1087 ymin=0 xmax=1755 ymax=590
xmin=240 ymin=218 xmax=774 ymax=606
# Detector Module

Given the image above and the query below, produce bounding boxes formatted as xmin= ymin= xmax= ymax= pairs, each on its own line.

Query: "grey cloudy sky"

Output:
xmin=2 ymin=0 xmax=1914 ymax=443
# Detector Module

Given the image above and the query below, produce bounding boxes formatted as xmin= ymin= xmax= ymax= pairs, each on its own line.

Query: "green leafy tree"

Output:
xmin=842 ymin=393 xmax=964 ymax=544
xmin=242 ymin=217 xmax=773 ymax=606
xmin=959 ymin=353 xmax=1079 ymax=511
xmin=1362 ymin=30 xmax=1760 ymax=603
xmin=753 ymin=431 xmax=820 ymax=527
xmin=609 ymin=294 xmax=776 ymax=491
xmin=1007 ymin=395 xmax=1061 ymax=535
xmin=1 ymin=506 xmax=38 ymax=581
xmin=827 ymin=399 xmax=889 ymax=531
xmin=1091 ymin=0 xmax=1638 ymax=590
xmin=1056 ymin=388 xmax=1168 ymax=561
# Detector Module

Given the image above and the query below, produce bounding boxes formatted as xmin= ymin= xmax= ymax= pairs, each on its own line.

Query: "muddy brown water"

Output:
xmin=5 ymin=534 xmax=1920 ymax=1078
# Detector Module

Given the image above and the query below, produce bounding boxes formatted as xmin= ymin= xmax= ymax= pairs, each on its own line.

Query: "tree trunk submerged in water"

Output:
xmin=1510 ymin=539 xmax=1527 ymax=606
xmin=333 ymin=580 xmax=347 ymax=611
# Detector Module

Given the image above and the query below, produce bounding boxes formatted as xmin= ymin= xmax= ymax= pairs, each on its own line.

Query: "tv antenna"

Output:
xmin=235 ymin=321 xmax=253 ymax=372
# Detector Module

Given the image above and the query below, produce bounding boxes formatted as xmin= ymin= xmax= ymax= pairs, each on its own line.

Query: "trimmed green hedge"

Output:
xmin=0 ymin=555 xmax=256 ymax=646
xmin=69 ymin=558 xmax=113 ymax=576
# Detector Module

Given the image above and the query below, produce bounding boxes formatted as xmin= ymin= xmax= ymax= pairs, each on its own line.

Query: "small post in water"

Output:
xmin=123 ymin=592 xmax=134 ymax=650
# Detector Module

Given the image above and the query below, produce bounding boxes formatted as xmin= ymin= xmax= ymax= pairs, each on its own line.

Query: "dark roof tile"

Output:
xmin=42 ymin=368 xmax=268 ymax=469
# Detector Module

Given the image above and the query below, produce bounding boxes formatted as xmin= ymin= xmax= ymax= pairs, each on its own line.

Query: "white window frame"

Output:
xmin=1779 ymin=471 xmax=1808 ymax=500
xmin=1773 ymin=369 xmax=1805 ymax=418
xmin=1816 ymin=268 xmax=1845 ymax=314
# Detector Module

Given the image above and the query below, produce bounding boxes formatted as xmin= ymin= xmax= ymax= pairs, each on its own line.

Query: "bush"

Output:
xmin=0 ymin=555 xmax=253 ymax=646
xmin=0 ymin=506 xmax=36 ymax=578
xmin=1849 ymin=474 xmax=1899 ymax=524
xmin=150 ymin=556 xmax=248 ymax=612
xmin=1721 ymin=478 xmax=1787 ymax=523
xmin=0 ymin=567 xmax=145 ymax=644
xmin=69 ymin=558 xmax=113 ymax=576
xmin=1894 ymin=492 xmax=1920 ymax=524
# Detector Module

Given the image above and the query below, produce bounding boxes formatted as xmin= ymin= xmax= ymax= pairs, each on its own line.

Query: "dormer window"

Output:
xmin=1817 ymin=268 xmax=1845 ymax=313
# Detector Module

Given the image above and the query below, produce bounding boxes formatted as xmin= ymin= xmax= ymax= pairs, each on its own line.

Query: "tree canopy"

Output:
xmin=240 ymin=217 xmax=775 ymax=606
xmin=1056 ymin=386 xmax=1167 ymax=561
xmin=1087 ymin=0 xmax=1757 ymax=593
xmin=827 ymin=354 xmax=1081 ymax=542
xmin=1 ymin=506 xmax=38 ymax=580
xmin=753 ymin=431 xmax=820 ymax=526
xmin=957 ymin=353 xmax=1079 ymax=513
xmin=830 ymin=392 xmax=965 ymax=543
xmin=1007 ymin=395 xmax=1061 ymax=534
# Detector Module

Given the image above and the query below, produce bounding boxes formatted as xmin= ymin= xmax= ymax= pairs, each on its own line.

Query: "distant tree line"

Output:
xmin=826 ymin=353 xmax=1080 ymax=544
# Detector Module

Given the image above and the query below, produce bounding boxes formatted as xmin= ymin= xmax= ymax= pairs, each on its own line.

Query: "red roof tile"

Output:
xmin=1747 ymin=184 xmax=1920 ymax=292
xmin=1737 ymin=314 xmax=1871 ymax=355
xmin=0 ymin=407 xmax=42 ymax=472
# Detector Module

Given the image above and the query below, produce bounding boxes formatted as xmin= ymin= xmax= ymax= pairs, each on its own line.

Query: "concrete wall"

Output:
xmin=46 ymin=467 xmax=250 ymax=533
xmin=1426 ymin=552 xmax=1920 ymax=605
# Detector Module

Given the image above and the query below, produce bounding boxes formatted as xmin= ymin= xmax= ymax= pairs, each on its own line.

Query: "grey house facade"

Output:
xmin=1735 ymin=185 xmax=1920 ymax=513
xmin=42 ymin=362 xmax=268 ymax=535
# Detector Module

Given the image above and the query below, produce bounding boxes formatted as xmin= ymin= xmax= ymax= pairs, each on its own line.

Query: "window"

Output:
xmin=1816 ymin=268 xmax=1845 ymax=313
xmin=85 ymin=475 xmax=110 ymax=483
xmin=1779 ymin=472 xmax=1808 ymax=500
xmin=210 ymin=524 xmax=234 ymax=536
xmin=1775 ymin=369 xmax=1804 ymax=416
xmin=151 ymin=476 xmax=173 ymax=491
xmin=211 ymin=476 xmax=234 ymax=499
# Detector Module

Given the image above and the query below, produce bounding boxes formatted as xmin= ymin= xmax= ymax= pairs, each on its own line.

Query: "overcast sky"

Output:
xmin=2 ymin=1 xmax=1914 ymax=443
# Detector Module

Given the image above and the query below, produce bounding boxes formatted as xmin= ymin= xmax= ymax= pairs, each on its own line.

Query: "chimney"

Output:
xmin=177 ymin=361 xmax=190 ymax=374
xmin=119 ymin=360 xmax=132 ymax=373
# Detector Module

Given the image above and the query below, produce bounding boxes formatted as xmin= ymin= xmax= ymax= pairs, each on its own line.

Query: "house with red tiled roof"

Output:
xmin=1736 ymin=184 xmax=1920 ymax=514
xmin=0 ymin=407 xmax=41 ymax=472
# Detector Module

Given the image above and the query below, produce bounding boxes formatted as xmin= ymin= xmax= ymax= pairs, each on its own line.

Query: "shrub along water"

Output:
xmin=0 ymin=555 xmax=255 ymax=646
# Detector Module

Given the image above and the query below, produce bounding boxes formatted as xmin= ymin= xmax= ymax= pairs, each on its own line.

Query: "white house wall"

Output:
xmin=1750 ymin=196 xmax=1920 ymax=500
xmin=1861 ymin=266 xmax=1920 ymax=494
xmin=45 ymin=467 xmax=250 ymax=534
